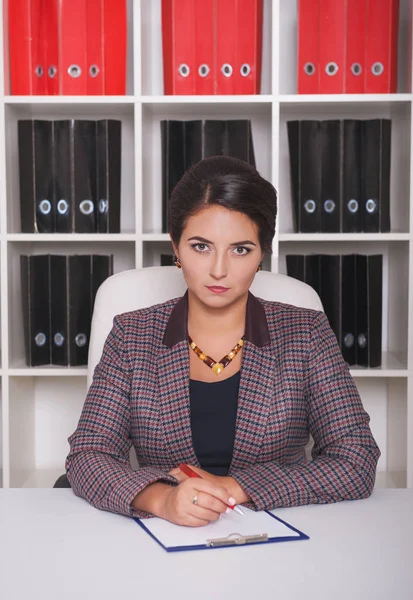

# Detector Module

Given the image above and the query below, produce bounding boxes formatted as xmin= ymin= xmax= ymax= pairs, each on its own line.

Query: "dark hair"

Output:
xmin=168 ymin=156 xmax=277 ymax=254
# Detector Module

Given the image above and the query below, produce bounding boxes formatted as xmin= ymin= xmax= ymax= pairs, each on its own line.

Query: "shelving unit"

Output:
xmin=0 ymin=0 xmax=412 ymax=491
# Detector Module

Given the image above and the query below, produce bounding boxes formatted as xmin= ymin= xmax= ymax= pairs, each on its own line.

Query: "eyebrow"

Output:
xmin=187 ymin=236 xmax=257 ymax=246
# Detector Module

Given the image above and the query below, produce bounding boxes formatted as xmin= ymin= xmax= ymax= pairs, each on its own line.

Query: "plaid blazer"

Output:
xmin=66 ymin=291 xmax=381 ymax=519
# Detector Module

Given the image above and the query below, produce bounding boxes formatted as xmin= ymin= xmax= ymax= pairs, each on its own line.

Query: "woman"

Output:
xmin=66 ymin=155 xmax=380 ymax=527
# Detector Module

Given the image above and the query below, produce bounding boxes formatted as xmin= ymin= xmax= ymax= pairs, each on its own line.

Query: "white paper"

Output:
xmin=137 ymin=508 xmax=300 ymax=549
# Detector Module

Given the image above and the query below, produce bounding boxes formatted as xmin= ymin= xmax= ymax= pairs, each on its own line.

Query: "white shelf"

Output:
xmin=279 ymin=233 xmax=411 ymax=242
xmin=0 ymin=0 xmax=412 ymax=493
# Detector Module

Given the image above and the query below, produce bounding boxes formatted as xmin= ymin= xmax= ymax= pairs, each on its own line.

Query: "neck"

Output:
xmin=187 ymin=289 xmax=248 ymax=339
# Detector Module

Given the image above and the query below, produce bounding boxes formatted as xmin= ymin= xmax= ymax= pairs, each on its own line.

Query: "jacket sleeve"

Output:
xmin=65 ymin=315 xmax=177 ymax=519
xmin=231 ymin=311 xmax=381 ymax=511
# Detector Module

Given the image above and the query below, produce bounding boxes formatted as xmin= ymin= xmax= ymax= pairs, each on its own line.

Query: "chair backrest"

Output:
xmin=87 ymin=266 xmax=324 ymax=388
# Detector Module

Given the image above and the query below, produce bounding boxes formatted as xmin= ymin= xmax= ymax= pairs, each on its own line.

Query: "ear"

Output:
xmin=170 ymin=236 xmax=179 ymax=257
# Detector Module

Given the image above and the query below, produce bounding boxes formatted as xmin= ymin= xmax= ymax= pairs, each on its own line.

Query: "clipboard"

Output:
xmin=133 ymin=507 xmax=309 ymax=553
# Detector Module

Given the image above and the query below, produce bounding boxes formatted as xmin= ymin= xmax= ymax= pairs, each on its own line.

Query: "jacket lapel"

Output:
xmin=157 ymin=340 xmax=200 ymax=467
xmin=229 ymin=339 xmax=278 ymax=471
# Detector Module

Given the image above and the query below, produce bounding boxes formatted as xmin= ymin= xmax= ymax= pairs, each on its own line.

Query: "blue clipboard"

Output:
xmin=133 ymin=510 xmax=310 ymax=553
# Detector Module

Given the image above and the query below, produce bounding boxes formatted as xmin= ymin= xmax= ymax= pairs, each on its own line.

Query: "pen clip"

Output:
xmin=206 ymin=532 xmax=268 ymax=547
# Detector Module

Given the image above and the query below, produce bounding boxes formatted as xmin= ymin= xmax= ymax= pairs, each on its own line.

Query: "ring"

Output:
xmin=192 ymin=494 xmax=198 ymax=505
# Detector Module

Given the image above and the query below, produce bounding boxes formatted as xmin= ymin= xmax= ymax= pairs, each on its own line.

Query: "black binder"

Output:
xmin=161 ymin=120 xmax=202 ymax=233
xmin=53 ymin=121 xmax=72 ymax=233
xmin=287 ymin=121 xmax=322 ymax=232
xmin=50 ymin=255 xmax=69 ymax=365
xmin=73 ymin=121 xmax=97 ymax=233
xmin=355 ymin=254 xmax=383 ymax=367
xmin=341 ymin=254 xmax=357 ymax=366
xmin=319 ymin=255 xmax=341 ymax=346
xmin=68 ymin=255 xmax=92 ymax=366
xmin=285 ymin=254 xmax=322 ymax=298
xmin=18 ymin=120 xmax=54 ymax=233
xmin=320 ymin=121 xmax=341 ymax=233
xmin=342 ymin=120 xmax=363 ymax=233
xmin=160 ymin=254 xmax=175 ymax=266
xmin=92 ymin=255 xmax=113 ymax=313
xmin=20 ymin=255 xmax=51 ymax=366
xmin=96 ymin=120 xmax=122 ymax=233
xmin=361 ymin=120 xmax=391 ymax=233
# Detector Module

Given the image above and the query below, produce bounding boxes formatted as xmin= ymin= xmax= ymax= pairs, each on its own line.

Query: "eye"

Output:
xmin=233 ymin=246 xmax=251 ymax=256
xmin=191 ymin=243 xmax=210 ymax=253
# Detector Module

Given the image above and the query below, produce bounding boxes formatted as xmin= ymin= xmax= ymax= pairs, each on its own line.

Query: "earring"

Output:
xmin=256 ymin=263 xmax=262 ymax=272
xmin=175 ymin=257 xmax=182 ymax=269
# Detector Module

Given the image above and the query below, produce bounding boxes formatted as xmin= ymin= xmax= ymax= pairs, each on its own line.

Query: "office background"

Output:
xmin=0 ymin=0 xmax=411 ymax=492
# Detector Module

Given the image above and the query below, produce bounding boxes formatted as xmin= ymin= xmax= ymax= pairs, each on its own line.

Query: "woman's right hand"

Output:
xmin=159 ymin=478 xmax=234 ymax=527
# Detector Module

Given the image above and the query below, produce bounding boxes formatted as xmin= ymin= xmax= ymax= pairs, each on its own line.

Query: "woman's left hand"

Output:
xmin=168 ymin=465 xmax=250 ymax=504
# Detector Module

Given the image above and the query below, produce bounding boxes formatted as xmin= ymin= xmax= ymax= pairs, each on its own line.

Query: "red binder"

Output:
xmin=8 ymin=0 xmax=46 ymax=95
xmin=194 ymin=0 xmax=214 ymax=95
xmin=297 ymin=0 xmax=320 ymax=94
xmin=234 ymin=0 xmax=263 ymax=94
xmin=345 ymin=0 xmax=367 ymax=94
xmin=365 ymin=0 xmax=399 ymax=94
xmin=215 ymin=0 xmax=238 ymax=94
xmin=44 ymin=0 xmax=59 ymax=95
xmin=103 ymin=0 xmax=127 ymax=95
xmin=162 ymin=0 xmax=196 ymax=95
xmin=86 ymin=0 xmax=105 ymax=95
xmin=59 ymin=0 xmax=87 ymax=94
xmin=319 ymin=0 xmax=346 ymax=94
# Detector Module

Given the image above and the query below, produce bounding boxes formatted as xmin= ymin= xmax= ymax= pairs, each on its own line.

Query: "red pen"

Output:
xmin=179 ymin=463 xmax=245 ymax=516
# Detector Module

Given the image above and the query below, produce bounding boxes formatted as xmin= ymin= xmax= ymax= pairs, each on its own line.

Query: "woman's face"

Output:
xmin=171 ymin=204 xmax=264 ymax=308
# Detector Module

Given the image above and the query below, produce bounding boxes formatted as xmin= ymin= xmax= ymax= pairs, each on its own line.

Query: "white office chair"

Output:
xmin=52 ymin=267 xmax=324 ymax=485
xmin=87 ymin=266 xmax=324 ymax=388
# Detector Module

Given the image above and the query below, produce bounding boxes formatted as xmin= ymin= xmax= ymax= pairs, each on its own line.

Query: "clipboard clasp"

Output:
xmin=206 ymin=532 xmax=268 ymax=547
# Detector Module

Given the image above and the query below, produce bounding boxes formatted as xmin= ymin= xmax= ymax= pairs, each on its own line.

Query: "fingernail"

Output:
xmin=229 ymin=497 xmax=236 ymax=506
xmin=225 ymin=508 xmax=232 ymax=514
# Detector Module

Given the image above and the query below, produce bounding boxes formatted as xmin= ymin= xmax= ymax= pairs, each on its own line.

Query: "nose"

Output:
xmin=209 ymin=252 xmax=228 ymax=279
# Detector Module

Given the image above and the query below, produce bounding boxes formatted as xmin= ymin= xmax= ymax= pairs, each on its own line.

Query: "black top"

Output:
xmin=189 ymin=370 xmax=241 ymax=476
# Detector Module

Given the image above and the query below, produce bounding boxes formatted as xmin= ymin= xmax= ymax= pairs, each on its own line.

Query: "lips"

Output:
xmin=206 ymin=286 xmax=229 ymax=294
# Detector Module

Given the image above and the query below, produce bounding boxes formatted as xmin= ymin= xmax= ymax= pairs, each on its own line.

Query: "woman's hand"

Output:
xmin=159 ymin=477 xmax=234 ymax=527
xmin=168 ymin=465 xmax=251 ymax=505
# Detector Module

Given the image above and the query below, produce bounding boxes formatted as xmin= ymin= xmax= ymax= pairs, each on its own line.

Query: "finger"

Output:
xmin=189 ymin=504 xmax=222 ymax=523
xmin=193 ymin=491 xmax=230 ymax=514
xmin=184 ymin=478 xmax=233 ymax=506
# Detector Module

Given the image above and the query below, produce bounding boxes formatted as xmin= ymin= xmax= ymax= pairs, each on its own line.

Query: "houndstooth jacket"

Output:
xmin=65 ymin=290 xmax=381 ymax=519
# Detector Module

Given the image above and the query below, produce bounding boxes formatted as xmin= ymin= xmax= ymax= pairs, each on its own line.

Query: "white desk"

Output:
xmin=0 ymin=488 xmax=412 ymax=600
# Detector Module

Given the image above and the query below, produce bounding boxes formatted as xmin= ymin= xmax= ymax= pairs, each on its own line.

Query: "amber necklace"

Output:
xmin=188 ymin=334 xmax=245 ymax=376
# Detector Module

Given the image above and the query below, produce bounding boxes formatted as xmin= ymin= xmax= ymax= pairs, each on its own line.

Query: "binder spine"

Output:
xmin=342 ymin=120 xmax=363 ymax=232
xmin=194 ymin=0 xmax=215 ymax=95
xmin=346 ymin=0 xmax=367 ymax=94
xmin=44 ymin=0 xmax=59 ymax=95
xmin=341 ymin=254 xmax=357 ymax=365
xmin=68 ymin=255 xmax=92 ymax=366
xmin=320 ymin=120 xmax=341 ymax=233
xmin=365 ymin=0 xmax=400 ymax=94
xmin=53 ymin=120 xmax=73 ymax=233
xmin=8 ymin=0 xmax=33 ymax=95
xmin=215 ymin=0 xmax=238 ymax=94
xmin=319 ymin=0 xmax=346 ymax=94
xmin=355 ymin=254 xmax=383 ymax=367
xmin=50 ymin=255 xmax=69 ymax=365
xmin=287 ymin=121 xmax=300 ymax=232
xmin=299 ymin=121 xmax=322 ymax=232
xmin=362 ymin=119 xmax=391 ymax=233
xmin=297 ymin=0 xmax=320 ymax=94
xmin=97 ymin=120 xmax=121 ymax=233
xmin=73 ymin=120 xmax=97 ymax=233
xmin=235 ymin=0 xmax=263 ymax=95
xmin=319 ymin=255 xmax=341 ymax=346
xmin=59 ymin=0 xmax=88 ymax=94
xmin=103 ymin=0 xmax=127 ymax=95
xmin=86 ymin=0 xmax=105 ymax=95
xmin=226 ymin=120 xmax=256 ymax=166
xmin=18 ymin=121 xmax=37 ymax=233
xmin=162 ymin=0 xmax=195 ymax=95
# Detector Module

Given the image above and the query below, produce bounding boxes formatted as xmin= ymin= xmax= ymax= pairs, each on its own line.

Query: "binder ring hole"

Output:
xmin=357 ymin=333 xmax=367 ymax=348
xmin=324 ymin=199 xmax=336 ymax=214
xmin=48 ymin=65 xmax=57 ymax=78
xmin=240 ymin=63 xmax=251 ymax=77
xmin=304 ymin=62 xmax=315 ymax=76
xmin=344 ymin=333 xmax=355 ymax=348
xmin=366 ymin=198 xmax=378 ymax=214
xmin=348 ymin=199 xmax=359 ymax=213
xmin=198 ymin=64 xmax=210 ymax=77
xmin=89 ymin=65 xmax=100 ymax=78
xmin=326 ymin=62 xmax=339 ymax=76
xmin=35 ymin=65 xmax=43 ymax=77
xmin=54 ymin=333 xmax=65 ymax=347
xmin=99 ymin=199 xmax=108 ymax=214
xmin=372 ymin=62 xmax=384 ymax=76
xmin=75 ymin=333 xmax=87 ymax=348
xmin=221 ymin=63 xmax=233 ymax=77
xmin=351 ymin=63 xmax=362 ymax=76
xmin=68 ymin=64 xmax=82 ymax=78
xmin=304 ymin=199 xmax=316 ymax=214
xmin=178 ymin=64 xmax=190 ymax=77
xmin=35 ymin=333 xmax=47 ymax=347
xmin=39 ymin=199 xmax=52 ymax=215
xmin=57 ymin=199 xmax=69 ymax=215
xmin=79 ymin=199 xmax=94 ymax=215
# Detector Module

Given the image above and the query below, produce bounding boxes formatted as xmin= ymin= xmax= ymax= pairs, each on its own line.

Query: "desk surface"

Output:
xmin=0 ymin=488 xmax=412 ymax=600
